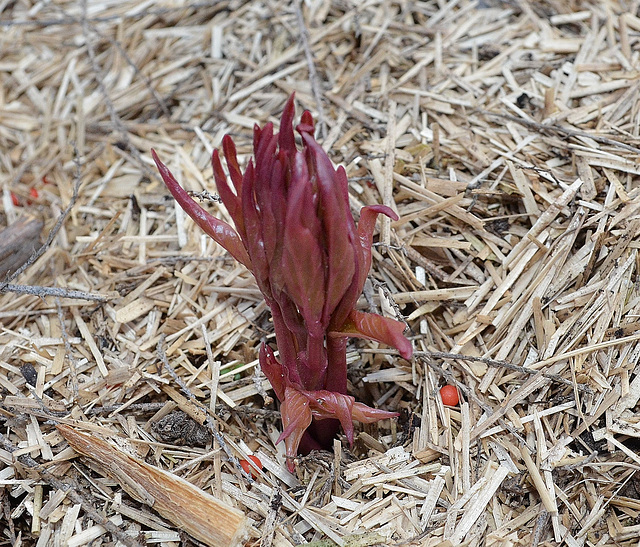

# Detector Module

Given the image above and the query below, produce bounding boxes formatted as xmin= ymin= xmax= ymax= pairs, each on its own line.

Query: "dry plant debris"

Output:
xmin=1 ymin=0 xmax=640 ymax=545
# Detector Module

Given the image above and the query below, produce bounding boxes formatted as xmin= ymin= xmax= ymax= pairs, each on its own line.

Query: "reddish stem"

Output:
xmin=324 ymin=336 xmax=348 ymax=395
xmin=268 ymin=300 xmax=301 ymax=385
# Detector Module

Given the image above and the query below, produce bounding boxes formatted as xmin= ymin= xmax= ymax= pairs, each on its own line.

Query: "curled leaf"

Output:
xmin=333 ymin=309 xmax=413 ymax=360
xmin=355 ymin=205 xmax=398 ymax=290
xmin=258 ymin=344 xmax=286 ymax=402
xmin=277 ymin=385 xmax=398 ymax=469
xmin=277 ymin=387 xmax=313 ymax=472
xmin=152 ymin=150 xmax=251 ymax=268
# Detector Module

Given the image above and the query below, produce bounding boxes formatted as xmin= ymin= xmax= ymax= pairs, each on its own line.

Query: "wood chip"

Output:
xmin=57 ymin=424 xmax=248 ymax=547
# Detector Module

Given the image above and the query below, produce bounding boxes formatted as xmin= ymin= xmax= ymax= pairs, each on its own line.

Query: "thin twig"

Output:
xmin=48 ymin=2 xmax=170 ymax=118
xmin=0 ymin=150 xmax=82 ymax=290
xmin=294 ymin=0 xmax=326 ymax=139
xmin=85 ymin=402 xmax=168 ymax=415
xmin=0 ymin=284 xmax=108 ymax=301
xmin=416 ymin=350 xmax=592 ymax=393
xmin=85 ymin=401 xmax=280 ymax=419
xmin=56 ymin=297 xmax=79 ymax=403
xmin=480 ymin=110 xmax=640 ymax=154
xmin=563 ymin=451 xmax=599 ymax=471
xmin=0 ymin=0 xmax=245 ymax=28
xmin=80 ymin=0 xmax=154 ymax=178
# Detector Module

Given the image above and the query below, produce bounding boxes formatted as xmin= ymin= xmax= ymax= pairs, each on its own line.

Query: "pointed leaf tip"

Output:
xmin=278 ymin=94 xmax=297 ymax=154
xmin=334 ymin=310 xmax=413 ymax=360
xmin=296 ymin=110 xmax=315 ymax=135
xmin=259 ymin=343 xmax=286 ymax=402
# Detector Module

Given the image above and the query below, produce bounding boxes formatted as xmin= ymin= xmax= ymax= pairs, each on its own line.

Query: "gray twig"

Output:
xmin=480 ymin=110 xmax=640 ymax=155
xmin=416 ymin=350 xmax=591 ymax=393
xmin=47 ymin=1 xmax=170 ymax=118
xmin=80 ymin=0 xmax=154 ymax=178
xmin=0 ymin=1 xmax=245 ymax=28
xmin=0 ymin=284 xmax=108 ymax=301
xmin=0 ymin=149 xmax=82 ymax=291
xmin=56 ymin=297 xmax=79 ymax=402
xmin=294 ymin=0 xmax=326 ymax=139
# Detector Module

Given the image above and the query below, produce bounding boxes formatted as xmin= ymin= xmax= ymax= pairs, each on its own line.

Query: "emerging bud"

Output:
xmin=153 ymin=95 xmax=412 ymax=466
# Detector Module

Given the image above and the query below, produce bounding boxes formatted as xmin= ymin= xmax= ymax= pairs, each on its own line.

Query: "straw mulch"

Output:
xmin=2 ymin=0 xmax=640 ymax=545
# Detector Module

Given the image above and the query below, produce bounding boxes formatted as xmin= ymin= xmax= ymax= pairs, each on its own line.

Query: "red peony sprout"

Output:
xmin=152 ymin=95 xmax=412 ymax=470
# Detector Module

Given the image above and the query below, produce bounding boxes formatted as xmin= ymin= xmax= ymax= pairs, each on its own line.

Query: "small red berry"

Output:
xmin=10 ymin=193 xmax=20 ymax=207
xmin=29 ymin=188 xmax=39 ymax=199
xmin=240 ymin=455 xmax=262 ymax=477
xmin=440 ymin=385 xmax=459 ymax=406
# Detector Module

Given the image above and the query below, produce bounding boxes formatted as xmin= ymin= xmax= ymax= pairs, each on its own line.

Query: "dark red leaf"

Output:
xmin=211 ymin=149 xmax=244 ymax=238
xmin=222 ymin=135 xmax=243 ymax=193
xmin=278 ymin=94 xmax=296 ymax=155
xmin=301 ymin=135 xmax=357 ymax=323
xmin=152 ymin=150 xmax=251 ymax=268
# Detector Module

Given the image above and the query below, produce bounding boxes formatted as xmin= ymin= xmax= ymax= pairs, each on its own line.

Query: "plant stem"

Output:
xmin=324 ymin=336 xmax=348 ymax=395
xmin=269 ymin=301 xmax=301 ymax=384
xmin=302 ymin=332 xmax=327 ymax=390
